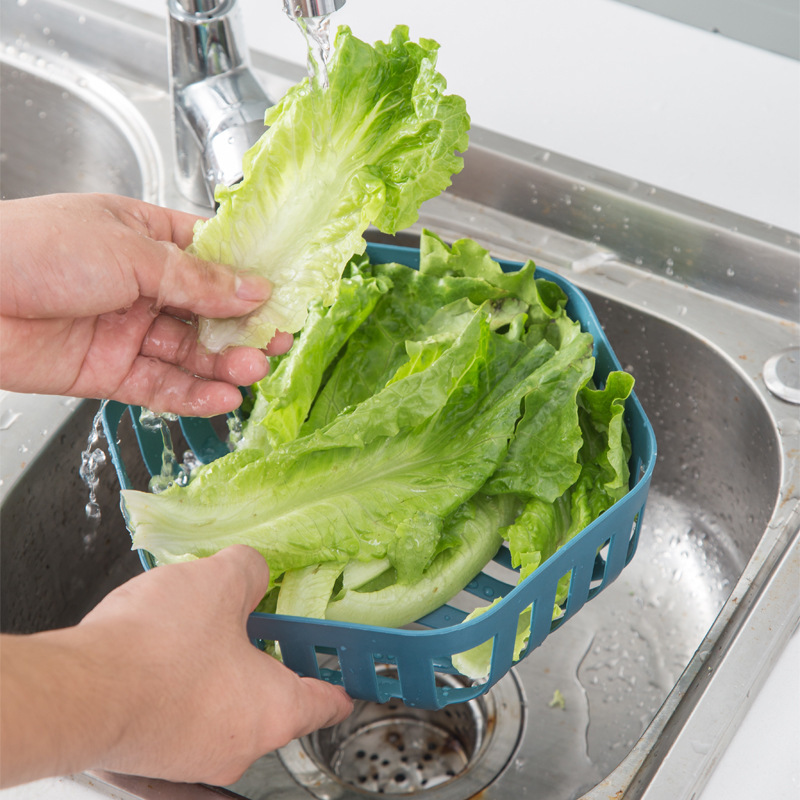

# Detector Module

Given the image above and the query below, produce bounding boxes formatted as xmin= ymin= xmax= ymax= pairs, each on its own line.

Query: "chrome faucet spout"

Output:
xmin=283 ymin=0 xmax=346 ymax=18
xmin=168 ymin=0 xmax=270 ymax=207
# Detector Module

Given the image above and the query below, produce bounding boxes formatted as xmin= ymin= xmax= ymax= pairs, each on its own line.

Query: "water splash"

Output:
xmin=138 ymin=408 xmax=191 ymax=494
xmin=79 ymin=401 xmax=108 ymax=526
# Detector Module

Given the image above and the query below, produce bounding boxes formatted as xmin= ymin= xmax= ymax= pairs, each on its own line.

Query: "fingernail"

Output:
xmin=235 ymin=274 xmax=271 ymax=302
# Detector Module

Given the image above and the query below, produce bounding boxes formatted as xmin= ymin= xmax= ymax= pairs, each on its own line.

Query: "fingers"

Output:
xmin=92 ymin=303 xmax=286 ymax=415
xmin=140 ymin=315 xmax=270 ymax=386
xmin=264 ymin=330 xmax=294 ymax=357
xmin=110 ymin=197 xmax=271 ymax=319
xmin=129 ymin=237 xmax=272 ymax=322
xmin=244 ymin=660 xmax=353 ymax=752
xmin=118 ymin=355 xmax=251 ymax=416
xmin=144 ymin=204 xmax=206 ymax=251
xmin=141 ymin=314 xmax=292 ymax=380
xmin=292 ymin=678 xmax=354 ymax=736
xmin=208 ymin=547 xmax=354 ymax=744
xmin=208 ymin=546 xmax=353 ymax=733
xmin=1 ymin=194 xmax=272 ymax=324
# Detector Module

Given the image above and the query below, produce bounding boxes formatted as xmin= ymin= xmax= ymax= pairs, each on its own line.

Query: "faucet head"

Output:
xmin=284 ymin=0 xmax=346 ymax=19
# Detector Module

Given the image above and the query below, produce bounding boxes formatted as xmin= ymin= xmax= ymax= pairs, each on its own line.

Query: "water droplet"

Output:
xmin=0 ymin=409 xmax=22 ymax=430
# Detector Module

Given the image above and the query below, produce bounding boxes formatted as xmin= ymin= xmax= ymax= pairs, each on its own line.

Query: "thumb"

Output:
xmin=135 ymin=239 xmax=272 ymax=320
xmin=209 ymin=545 xmax=271 ymax=621
xmin=291 ymin=677 xmax=354 ymax=738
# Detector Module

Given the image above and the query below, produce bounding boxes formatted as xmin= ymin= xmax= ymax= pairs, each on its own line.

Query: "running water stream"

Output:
xmin=284 ymin=6 xmax=335 ymax=89
xmin=80 ymin=404 xmax=192 ymax=526
xmin=79 ymin=401 xmax=108 ymax=528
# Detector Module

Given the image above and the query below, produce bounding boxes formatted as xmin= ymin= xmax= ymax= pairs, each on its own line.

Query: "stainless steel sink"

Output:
xmin=0 ymin=1 xmax=160 ymax=204
xmin=1 ymin=2 xmax=798 ymax=800
xmin=0 ymin=59 xmax=154 ymax=201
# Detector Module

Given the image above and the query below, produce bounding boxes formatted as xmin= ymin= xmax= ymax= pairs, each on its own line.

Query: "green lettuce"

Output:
xmin=121 ymin=232 xmax=633 ymax=678
xmin=451 ymin=371 xmax=634 ymax=679
xmin=188 ymin=25 xmax=469 ymax=352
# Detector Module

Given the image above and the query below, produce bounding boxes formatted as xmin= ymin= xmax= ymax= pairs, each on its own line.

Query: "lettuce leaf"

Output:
xmin=451 ymin=372 xmax=634 ymax=679
xmin=325 ymin=494 xmax=517 ymax=627
xmin=188 ymin=26 xmax=469 ymax=352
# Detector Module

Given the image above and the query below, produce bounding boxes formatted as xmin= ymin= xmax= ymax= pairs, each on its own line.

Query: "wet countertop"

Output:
xmin=2 ymin=0 xmax=798 ymax=797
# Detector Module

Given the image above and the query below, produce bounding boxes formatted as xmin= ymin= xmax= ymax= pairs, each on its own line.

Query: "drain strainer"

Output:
xmin=326 ymin=715 xmax=471 ymax=793
xmin=278 ymin=670 xmax=525 ymax=799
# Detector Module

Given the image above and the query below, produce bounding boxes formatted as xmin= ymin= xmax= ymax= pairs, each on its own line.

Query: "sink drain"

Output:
xmin=278 ymin=670 xmax=525 ymax=799
xmin=322 ymin=712 xmax=474 ymax=793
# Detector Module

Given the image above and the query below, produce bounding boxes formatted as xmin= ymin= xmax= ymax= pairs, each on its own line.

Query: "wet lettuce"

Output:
xmin=187 ymin=25 xmax=469 ymax=352
xmin=122 ymin=232 xmax=633 ymax=678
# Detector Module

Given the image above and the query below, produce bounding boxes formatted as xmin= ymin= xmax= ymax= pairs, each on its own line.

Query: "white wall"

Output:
xmin=128 ymin=0 xmax=800 ymax=232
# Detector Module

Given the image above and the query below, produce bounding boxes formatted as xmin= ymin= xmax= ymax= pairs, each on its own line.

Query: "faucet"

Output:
xmin=168 ymin=0 xmax=346 ymax=208
xmin=283 ymin=1 xmax=346 ymax=17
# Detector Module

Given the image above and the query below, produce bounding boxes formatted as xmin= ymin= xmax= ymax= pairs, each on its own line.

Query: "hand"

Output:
xmin=0 ymin=193 xmax=293 ymax=415
xmin=0 ymin=546 xmax=353 ymax=788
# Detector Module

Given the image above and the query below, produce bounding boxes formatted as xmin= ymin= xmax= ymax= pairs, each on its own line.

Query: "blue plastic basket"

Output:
xmin=102 ymin=242 xmax=656 ymax=710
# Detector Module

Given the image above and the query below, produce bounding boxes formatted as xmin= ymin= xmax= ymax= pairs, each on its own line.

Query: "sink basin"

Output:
xmin=0 ymin=20 xmax=160 ymax=203
xmin=1 ymin=2 xmax=798 ymax=800
xmin=0 ymin=60 xmax=153 ymax=201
